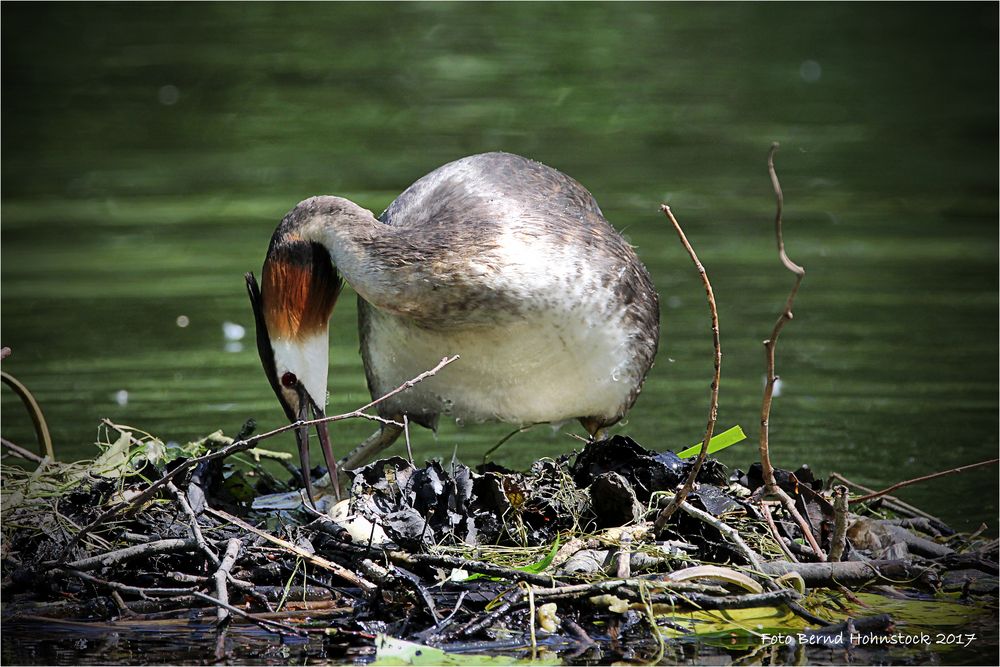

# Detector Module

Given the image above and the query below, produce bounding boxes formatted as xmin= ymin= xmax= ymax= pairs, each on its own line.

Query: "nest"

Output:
xmin=2 ymin=420 xmax=996 ymax=664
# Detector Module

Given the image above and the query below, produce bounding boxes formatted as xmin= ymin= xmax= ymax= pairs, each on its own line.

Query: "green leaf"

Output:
xmin=462 ymin=536 xmax=560 ymax=582
xmin=678 ymin=425 xmax=747 ymax=459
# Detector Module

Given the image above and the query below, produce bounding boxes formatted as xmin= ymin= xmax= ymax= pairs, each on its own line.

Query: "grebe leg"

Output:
xmin=579 ymin=416 xmax=610 ymax=442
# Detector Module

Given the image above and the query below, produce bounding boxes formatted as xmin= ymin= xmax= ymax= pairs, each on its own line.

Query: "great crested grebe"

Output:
xmin=246 ymin=152 xmax=660 ymax=503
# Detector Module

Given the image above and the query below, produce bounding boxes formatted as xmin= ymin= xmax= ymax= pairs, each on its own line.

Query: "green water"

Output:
xmin=2 ymin=3 xmax=997 ymax=532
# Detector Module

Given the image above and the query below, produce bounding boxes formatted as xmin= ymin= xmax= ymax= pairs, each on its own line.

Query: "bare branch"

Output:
xmin=755 ymin=143 xmax=825 ymax=561
xmin=206 ymin=507 xmax=377 ymax=593
xmin=829 ymin=486 xmax=849 ymax=562
xmin=192 ymin=591 xmax=308 ymax=638
xmin=1 ymin=437 xmax=43 ymax=464
xmin=850 ymin=458 xmax=999 ymax=504
xmin=654 ymin=204 xmax=721 ymax=527
xmin=167 ymin=481 xmax=219 ymax=567
xmin=759 ymin=142 xmax=805 ymax=492
xmin=63 ymin=538 xmax=200 ymax=571
xmin=213 ymin=539 xmax=242 ymax=624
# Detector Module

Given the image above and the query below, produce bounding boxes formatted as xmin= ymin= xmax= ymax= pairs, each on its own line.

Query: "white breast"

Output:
xmin=361 ymin=294 xmax=639 ymax=426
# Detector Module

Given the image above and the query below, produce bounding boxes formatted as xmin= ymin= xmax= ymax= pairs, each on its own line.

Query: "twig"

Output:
xmin=205 ymin=508 xmax=377 ymax=593
xmin=57 ymin=356 xmax=459 ymax=560
xmin=61 ymin=538 xmax=200 ymax=571
xmin=531 ymin=580 xmax=797 ymax=611
xmin=191 ymin=591 xmax=307 ymax=638
xmin=53 ymin=568 xmax=194 ymax=597
xmin=641 ymin=588 xmax=799 ymax=611
xmin=850 ymin=458 xmax=999 ymax=504
xmin=654 ymin=204 xmax=721 ymax=527
xmin=527 ymin=578 xmax=727 ymax=602
xmin=1 ymin=438 xmax=43 ymax=464
xmin=213 ymin=539 xmax=242 ymax=623
xmin=754 ymin=143 xmax=826 ymax=562
xmin=760 ymin=559 xmax=937 ymax=589
xmin=482 ymin=423 xmax=542 ymax=464
xmin=829 ymin=485 xmax=849 ymax=562
xmin=447 ymin=589 xmax=523 ymax=640
xmin=417 ymin=590 xmax=468 ymax=642
xmin=403 ymin=415 xmax=414 ymax=465
xmin=637 ymin=581 xmax=665 ymax=664
xmin=654 ymin=492 xmax=764 ymax=571
xmin=761 ymin=501 xmax=798 ymax=563
xmin=758 ymin=142 xmax=805 ymax=490
xmin=166 ymin=481 xmax=220 ymax=567
xmin=310 ymin=355 xmax=459 ymax=433
xmin=0 ymin=369 xmax=55 ymax=460
xmin=371 ymin=546 xmax=558 ymax=588
xmin=828 ymin=472 xmax=947 ymax=527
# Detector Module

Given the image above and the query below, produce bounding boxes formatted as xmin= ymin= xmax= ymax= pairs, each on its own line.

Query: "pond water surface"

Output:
xmin=2 ymin=4 xmax=997 ymax=536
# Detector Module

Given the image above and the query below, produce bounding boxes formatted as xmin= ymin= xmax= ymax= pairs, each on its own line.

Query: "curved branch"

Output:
xmin=756 ymin=143 xmax=825 ymax=561
xmin=654 ymin=204 xmax=721 ymax=527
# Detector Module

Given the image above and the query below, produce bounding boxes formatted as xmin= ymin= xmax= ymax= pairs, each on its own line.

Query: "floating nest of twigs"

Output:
xmin=1 ymin=420 xmax=997 ymax=664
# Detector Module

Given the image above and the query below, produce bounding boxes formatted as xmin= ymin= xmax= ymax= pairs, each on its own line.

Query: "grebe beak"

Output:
xmin=295 ymin=390 xmax=341 ymax=505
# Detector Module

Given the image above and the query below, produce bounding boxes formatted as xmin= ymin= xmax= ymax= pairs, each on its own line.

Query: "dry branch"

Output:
xmin=191 ymin=591 xmax=308 ymax=638
xmin=828 ymin=472 xmax=947 ymax=528
xmin=829 ymin=485 xmax=849 ymax=562
xmin=213 ymin=539 xmax=242 ymax=623
xmin=760 ymin=559 xmax=937 ymax=588
xmin=167 ymin=481 xmax=219 ymax=567
xmin=1 ymin=437 xmax=44 ymax=464
xmin=850 ymin=458 xmax=999 ymax=504
xmin=206 ymin=508 xmax=377 ymax=593
xmin=63 ymin=538 xmax=200 ymax=571
xmin=754 ymin=142 xmax=826 ymax=562
xmin=654 ymin=204 xmax=721 ymax=527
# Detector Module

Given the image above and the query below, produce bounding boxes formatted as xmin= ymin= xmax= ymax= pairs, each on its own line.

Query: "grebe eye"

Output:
xmin=281 ymin=372 xmax=298 ymax=388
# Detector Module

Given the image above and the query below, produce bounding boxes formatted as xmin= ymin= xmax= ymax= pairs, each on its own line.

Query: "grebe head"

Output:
xmin=245 ymin=227 xmax=343 ymax=503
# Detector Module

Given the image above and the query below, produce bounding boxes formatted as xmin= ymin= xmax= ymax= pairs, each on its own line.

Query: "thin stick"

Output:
xmin=53 ymin=568 xmax=194 ymax=597
xmin=761 ymin=501 xmax=798 ymax=563
xmin=850 ymin=458 xmax=999 ymax=504
xmin=829 ymin=486 xmax=849 ymax=562
xmin=166 ymin=481 xmax=220 ymax=567
xmin=213 ymin=539 xmax=242 ymax=624
xmin=521 ymin=582 xmax=538 ymax=658
xmin=57 ymin=356 xmax=459 ymax=560
xmin=0 ymin=370 xmax=55 ymax=460
xmin=62 ymin=538 xmax=200 ymax=571
xmin=755 ymin=143 xmax=826 ymax=562
xmin=403 ymin=415 xmax=414 ymax=465
xmin=482 ymin=423 xmax=542 ymax=464
xmin=1 ymin=437 xmax=43 ymax=464
xmin=191 ymin=592 xmax=307 ymax=638
xmin=205 ymin=508 xmax=377 ymax=593
xmin=653 ymin=492 xmax=764 ymax=571
xmin=759 ymin=141 xmax=804 ymax=493
xmin=655 ymin=204 xmax=721 ymax=527
xmin=308 ymin=355 xmax=459 ymax=432
xmin=827 ymin=472 xmax=944 ymax=524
